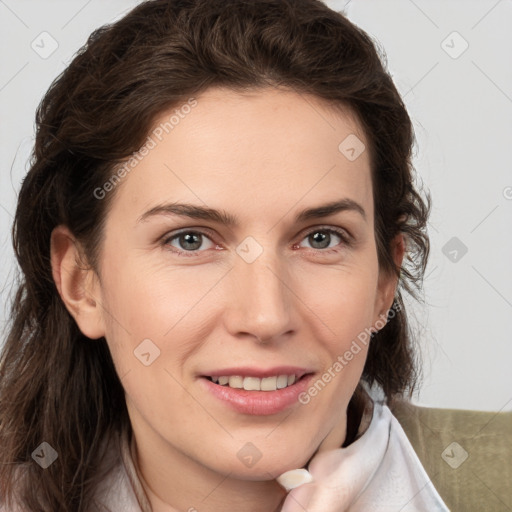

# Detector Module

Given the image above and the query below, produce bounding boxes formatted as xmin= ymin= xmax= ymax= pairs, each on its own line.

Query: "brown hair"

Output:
xmin=0 ymin=0 xmax=430 ymax=509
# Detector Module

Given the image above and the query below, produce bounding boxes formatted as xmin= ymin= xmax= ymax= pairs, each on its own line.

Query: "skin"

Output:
xmin=51 ymin=86 xmax=404 ymax=512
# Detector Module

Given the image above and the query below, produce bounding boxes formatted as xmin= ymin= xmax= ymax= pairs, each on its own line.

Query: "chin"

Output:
xmin=220 ymin=451 xmax=313 ymax=481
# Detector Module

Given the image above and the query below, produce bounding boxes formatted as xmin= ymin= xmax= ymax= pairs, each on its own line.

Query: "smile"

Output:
xmin=206 ymin=374 xmax=297 ymax=391
xmin=200 ymin=368 xmax=315 ymax=415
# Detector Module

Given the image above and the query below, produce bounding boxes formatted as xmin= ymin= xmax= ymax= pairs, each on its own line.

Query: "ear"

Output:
xmin=373 ymin=232 xmax=406 ymax=325
xmin=50 ymin=225 xmax=106 ymax=340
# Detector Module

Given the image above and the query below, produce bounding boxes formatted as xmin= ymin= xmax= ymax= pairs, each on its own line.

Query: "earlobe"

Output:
xmin=50 ymin=225 xmax=106 ymax=340
xmin=374 ymin=233 xmax=406 ymax=326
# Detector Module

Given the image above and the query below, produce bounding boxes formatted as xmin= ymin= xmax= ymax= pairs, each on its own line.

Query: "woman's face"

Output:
xmin=84 ymin=87 xmax=400 ymax=478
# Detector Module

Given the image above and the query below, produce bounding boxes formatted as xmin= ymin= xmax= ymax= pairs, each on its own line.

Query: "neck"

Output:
xmin=132 ymin=434 xmax=287 ymax=512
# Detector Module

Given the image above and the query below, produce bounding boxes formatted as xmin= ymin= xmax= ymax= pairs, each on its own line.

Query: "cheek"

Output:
xmin=98 ymin=258 xmax=225 ymax=374
xmin=301 ymin=265 xmax=379 ymax=340
xmin=100 ymin=255 xmax=205 ymax=330
xmin=298 ymin=313 xmax=371 ymax=423
xmin=295 ymin=266 xmax=377 ymax=398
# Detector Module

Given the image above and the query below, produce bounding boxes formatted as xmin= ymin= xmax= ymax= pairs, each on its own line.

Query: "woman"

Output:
xmin=0 ymin=0 xmax=449 ymax=510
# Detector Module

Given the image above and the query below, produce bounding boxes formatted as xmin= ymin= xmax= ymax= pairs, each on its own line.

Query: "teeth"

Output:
xmin=211 ymin=374 xmax=299 ymax=391
xmin=261 ymin=376 xmax=277 ymax=391
xmin=243 ymin=377 xmax=261 ymax=391
xmin=228 ymin=376 xmax=244 ymax=389
xmin=276 ymin=375 xmax=288 ymax=389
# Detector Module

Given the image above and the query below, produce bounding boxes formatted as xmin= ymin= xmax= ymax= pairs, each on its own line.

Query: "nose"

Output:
xmin=223 ymin=246 xmax=294 ymax=344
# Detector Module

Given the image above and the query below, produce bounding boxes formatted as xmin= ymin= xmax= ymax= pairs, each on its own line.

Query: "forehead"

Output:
xmin=107 ymin=86 xmax=373 ymax=227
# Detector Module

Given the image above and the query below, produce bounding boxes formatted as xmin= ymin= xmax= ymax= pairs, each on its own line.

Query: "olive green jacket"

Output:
xmin=391 ymin=400 xmax=512 ymax=511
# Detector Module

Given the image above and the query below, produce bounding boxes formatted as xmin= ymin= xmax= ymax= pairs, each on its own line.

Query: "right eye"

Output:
xmin=161 ymin=230 xmax=218 ymax=257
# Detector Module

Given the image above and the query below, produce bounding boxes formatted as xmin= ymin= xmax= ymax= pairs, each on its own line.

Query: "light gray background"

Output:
xmin=1 ymin=0 xmax=511 ymax=411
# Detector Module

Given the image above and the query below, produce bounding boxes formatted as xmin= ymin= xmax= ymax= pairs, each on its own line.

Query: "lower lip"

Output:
xmin=199 ymin=374 xmax=314 ymax=416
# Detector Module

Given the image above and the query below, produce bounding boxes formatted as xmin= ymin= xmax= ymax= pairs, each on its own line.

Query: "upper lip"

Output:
xmin=201 ymin=366 xmax=313 ymax=379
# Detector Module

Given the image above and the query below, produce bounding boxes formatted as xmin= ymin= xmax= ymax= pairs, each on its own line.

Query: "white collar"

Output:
xmin=278 ymin=400 xmax=450 ymax=511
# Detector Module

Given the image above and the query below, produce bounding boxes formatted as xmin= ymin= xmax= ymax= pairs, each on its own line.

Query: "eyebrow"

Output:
xmin=137 ymin=198 xmax=367 ymax=226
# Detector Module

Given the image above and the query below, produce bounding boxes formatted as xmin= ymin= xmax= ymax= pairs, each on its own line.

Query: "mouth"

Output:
xmin=199 ymin=368 xmax=315 ymax=415
xmin=204 ymin=373 xmax=305 ymax=391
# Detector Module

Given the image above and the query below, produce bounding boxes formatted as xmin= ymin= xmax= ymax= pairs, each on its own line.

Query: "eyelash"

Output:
xmin=160 ymin=226 xmax=352 ymax=258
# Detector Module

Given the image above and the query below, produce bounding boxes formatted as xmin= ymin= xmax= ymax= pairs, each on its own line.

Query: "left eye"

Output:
xmin=162 ymin=227 xmax=350 ymax=256
xmin=298 ymin=228 xmax=349 ymax=251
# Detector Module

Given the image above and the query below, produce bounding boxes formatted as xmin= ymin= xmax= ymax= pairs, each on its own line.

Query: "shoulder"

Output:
xmin=0 ymin=429 xmax=143 ymax=512
xmin=390 ymin=399 xmax=512 ymax=511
